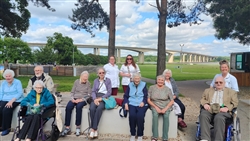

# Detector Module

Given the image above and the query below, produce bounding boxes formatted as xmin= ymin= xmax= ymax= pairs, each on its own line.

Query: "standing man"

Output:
xmin=199 ymin=76 xmax=238 ymax=141
xmin=3 ymin=59 xmax=8 ymax=71
xmin=26 ymin=65 xmax=54 ymax=94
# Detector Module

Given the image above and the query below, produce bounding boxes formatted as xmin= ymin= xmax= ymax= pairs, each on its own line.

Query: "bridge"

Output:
xmin=28 ymin=43 xmax=216 ymax=63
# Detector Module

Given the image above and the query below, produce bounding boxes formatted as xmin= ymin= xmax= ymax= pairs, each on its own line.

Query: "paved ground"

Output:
xmin=1 ymin=78 xmax=249 ymax=141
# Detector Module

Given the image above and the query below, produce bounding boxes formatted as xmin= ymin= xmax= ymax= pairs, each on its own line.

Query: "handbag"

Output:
xmin=119 ymin=100 xmax=128 ymax=118
xmin=102 ymin=96 xmax=117 ymax=110
xmin=26 ymin=103 xmax=43 ymax=115
xmin=211 ymin=103 xmax=220 ymax=114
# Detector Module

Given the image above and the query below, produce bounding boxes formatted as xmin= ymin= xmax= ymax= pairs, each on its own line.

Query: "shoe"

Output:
xmin=178 ymin=120 xmax=187 ymax=128
xmin=137 ymin=136 xmax=143 ymax=141
xmin=200 ymin=140 xmax=208 ymax=141
xmin=89 ymin=131 xmax=94 ymax=138
xmin=94 ymin=131 xmax=98 ymax=137
xmin=151 ymin=137 xmax=158 ymax=141
xmin=76 ymin=128 xmax=81 ymax=136
xmin=1 ymin=129 xmax=10 ymax=136
xmin=130 ymin=136 xmax=135 ymax=141
xmin=61 ymin=127 xmax=70 ymax=137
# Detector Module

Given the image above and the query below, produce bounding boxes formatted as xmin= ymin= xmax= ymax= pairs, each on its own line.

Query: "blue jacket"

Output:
xmin=21 ymin=88 xmax=55 ymax=108
xmin=0 ymin=79 xmax=24 ymax=102
xmin=123 ymin=81 xmax=148 ymax=106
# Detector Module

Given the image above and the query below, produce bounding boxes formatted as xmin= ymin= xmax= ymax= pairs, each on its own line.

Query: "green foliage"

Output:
xmin=205 ymin=0 xmax=250 ymax=45
xmin=0 ymin=0 xmax=54 ymax=38
xmin=69 ymin=0 xmax=109 ymax=37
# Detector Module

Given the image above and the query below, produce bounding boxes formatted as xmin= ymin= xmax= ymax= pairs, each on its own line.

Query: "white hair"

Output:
xmin=162 ymin=69 xmax=172 ymax=77
xmin=80 ymin=71 xmax=89 ymax=83
xmin=34 ymin=65 xmax=44 ymax=71
xmin=33 ymin=80 xmax=45 ymax=89
xmin=3 ymin=69 xmax=15 ymax=78
xmin=96 ymin=67 xmax=105 ymax=74
xmin=132 ymin=73 xmax=141 ymax=79
xmin=157 ymin=75 xmax=165 ymax=81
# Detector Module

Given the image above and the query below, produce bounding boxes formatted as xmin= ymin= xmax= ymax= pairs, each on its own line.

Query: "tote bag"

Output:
xmin=102 ymin=96 xmax=117 ymax=110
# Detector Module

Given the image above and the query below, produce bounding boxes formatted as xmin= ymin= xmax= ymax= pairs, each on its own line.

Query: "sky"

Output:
xmin=20 ymin=0 xmax=250 ymax=57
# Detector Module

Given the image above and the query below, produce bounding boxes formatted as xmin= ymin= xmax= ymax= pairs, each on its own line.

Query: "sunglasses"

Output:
xmin=215 ymin=81 xmax=223 ymax=84
xmin=127 ymin=58 xmax=132 ymax=60
xmin=99 ymin=72 xmax=105 ymax=74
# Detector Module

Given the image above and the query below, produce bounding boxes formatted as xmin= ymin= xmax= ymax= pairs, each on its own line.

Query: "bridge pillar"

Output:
xmin=115 ymin=49 xmax=121 ymax=63
xmin=94 ymin=48 xmax=100 ymax=55
xmin=188 ymin=54 xmax=192 ymax=62
xmin=198 ymin=55 xmax=201 ymax=62
xmin=206 ymin=56 xmax=209 ymax=62
xmin=138 ymin=52 xmax=144 ymax=64
xmin=182 ymin=54 xmax=186 ymax=62
xmin=202 ymin=56 xmax=205 ymax=62
xmin=193 ymin=55 xmax=197 ymax=62
xmin=168 ymin=53 xmax=174 ymax=63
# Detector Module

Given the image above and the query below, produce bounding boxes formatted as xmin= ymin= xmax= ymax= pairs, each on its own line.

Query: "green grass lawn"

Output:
xmin=17 ymin=63 xmax=220 ymax=92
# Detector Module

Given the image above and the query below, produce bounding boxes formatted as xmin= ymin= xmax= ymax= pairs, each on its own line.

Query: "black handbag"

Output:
xmin=46 ymin=124 xmax=60 ymax=141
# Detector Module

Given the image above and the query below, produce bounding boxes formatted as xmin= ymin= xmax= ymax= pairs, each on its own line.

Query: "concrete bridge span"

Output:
xmin=28 ymin=43 xmax=216 ymax=63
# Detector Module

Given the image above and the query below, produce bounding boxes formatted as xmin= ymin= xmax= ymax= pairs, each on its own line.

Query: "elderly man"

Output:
xmin=26 ymin=65 xmax=54 ymax=94
xmin=200 ymin=76 xmax=238 ymax=141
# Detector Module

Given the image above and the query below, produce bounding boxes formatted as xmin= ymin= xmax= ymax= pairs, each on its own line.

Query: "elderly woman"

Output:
xmin=210 ymin=60 xmax=239 ymax=92
xmin=163 ymin=69 xmax=187 ymax=128
xmin=148 ymin=75 xmax=174 ymax=141
xmin=14 ymin=80 xmax=54 ymax=141
xmin=120 ymin=54 xmax=140 ymax=93
xmin=0 ymin=69 xmax=24 ymax=136
xmin=61 ymin=71 xmax=92 ymax=136
xmin=89 ymin=67 xmax=112 ymax=139
xmin=104 ymin=55 xmax=120 ymax=96
xmin=123 ymin=73 xmax=148 ymax=141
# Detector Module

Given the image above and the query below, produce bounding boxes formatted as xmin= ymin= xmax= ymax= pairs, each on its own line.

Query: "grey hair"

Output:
xmin=34 ymin=65 xmax=44 ymax=71
xmin=132 ymin=73 xmax=141 ymax=79
xmin=157 ymin=75 xmax=165 ymax=81
xmin=162 ymin=69 xmax=172 ymax=77
xmin=33 ymin=80 xmax=45 ymax=89
xmin=3 ymin=69 xmax=15 ymax=78
xmin=80 ymin=71 xmax=89 ymax=83
xmin=96 ymin=67 xmax=105 ymax=74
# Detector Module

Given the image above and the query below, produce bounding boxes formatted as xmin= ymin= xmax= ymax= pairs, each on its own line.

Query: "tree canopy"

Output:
xmin=205 ymin=0 xmax=250 ymax=45
xmin=0 ymin=0 xmax=54 ymax=38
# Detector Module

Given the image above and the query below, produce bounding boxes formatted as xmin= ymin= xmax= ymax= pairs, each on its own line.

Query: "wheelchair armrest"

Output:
xmin=19 ymin=106 xmax=28 ymax=117
xmin=231 ymin=107 xmax=237 ymax=115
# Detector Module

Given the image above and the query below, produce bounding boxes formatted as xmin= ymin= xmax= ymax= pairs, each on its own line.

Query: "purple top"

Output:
xmin=91 ymin=77 xmax=112 ymax=100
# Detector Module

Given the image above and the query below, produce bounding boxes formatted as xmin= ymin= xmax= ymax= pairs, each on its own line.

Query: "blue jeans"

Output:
xmin=65 ymin=100 xmax=87 ymax=126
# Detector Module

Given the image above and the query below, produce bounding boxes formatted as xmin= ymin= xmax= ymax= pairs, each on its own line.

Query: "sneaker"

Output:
xmin=94 ymin=131 xmax=98 ymax=137
xmin=89 ymin=131 xmax=94 ymax=138
xmin=61 ymin=128 xmax=70 ymax=137
xmin=1 ymin=129 xmax=10 ymax=136
xmin=137 ymin=136 xmax=143 ymax=141
xmin=130 ymin=136 xmax=135 ymax=141
xmin=76 ymin=128 xmax=81 ymax=136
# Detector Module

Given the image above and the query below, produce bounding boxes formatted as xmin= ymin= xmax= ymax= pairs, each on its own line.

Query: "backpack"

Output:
xmin=46 ymin=124 xmax=60 ymax=141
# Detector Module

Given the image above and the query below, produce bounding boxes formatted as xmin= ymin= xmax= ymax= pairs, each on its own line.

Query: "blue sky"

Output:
xmin=21 ymin=0 xmax=250 ymax=57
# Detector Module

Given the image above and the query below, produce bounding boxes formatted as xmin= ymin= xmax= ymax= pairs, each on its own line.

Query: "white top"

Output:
xmin=104 ymin=63 xmax=120 ymax=88
xmin=165 ymin=81 xmax=174 ymax=95
xmin=120 ymin=64 xmax=140 ymax=85
xmin=98 ymin=81 xmax=107 ymax=94
xmin=211 ymin=90 xmax=224 ymax=106
xmin=210 ymin=73 xmax=239 ymax=92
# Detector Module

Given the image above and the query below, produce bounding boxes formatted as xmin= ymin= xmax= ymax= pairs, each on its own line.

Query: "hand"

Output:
xmin=5 ymin=101 xmax=13 ymax=108
xmin=220 ymin=107 xmax=229 ymax=113
xmin=139 ymin=102 xmax=144 ymax=107
xmin=127 ymin=73 xmax=131 ymax=77
xmin=94 ymin=99 xmax=100 ymax=106
xmin=125 ymin=103 xmax=129 ymax=111
xmin=33 ymin=103 xmax=40 ymax=106
xmin=173 ymin=95 xmax=177 ymax=99
xmin=161 ymin=106 xmax=169 ymax=113
xmin=71 ymin=99 xmax=77 ymax=103
xmin=204 ymin=104 xmax=210 ymax=111
xmin=155 ymin=106 xmax=162 ymax=114
xmin=75 ymin=99 xmax=83 ymax=103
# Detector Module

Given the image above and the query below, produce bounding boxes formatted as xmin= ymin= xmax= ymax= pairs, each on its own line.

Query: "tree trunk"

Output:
xmin=156 ymin=0 xmax=167 ymax=76
xmin=108 ymin=0 xmax=116 ymax=57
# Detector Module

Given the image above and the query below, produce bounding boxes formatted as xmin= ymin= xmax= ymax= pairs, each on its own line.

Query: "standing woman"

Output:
xmin=120 ymin=54 xmax=140 ymax=93
xmin=210 ymin=60 xmax=239 ymax=92
xmin=104 ymin=56 xmax=120 ymax=95
xmin=0 ymin=69 xmax=24 ymax=136
xmin=148 ymin=75 xmax=174 ymax=141
xmin=89 ymin=67 xmax=112 ymax=139
xmin=163 ymin=69 xmax=187 ymax=128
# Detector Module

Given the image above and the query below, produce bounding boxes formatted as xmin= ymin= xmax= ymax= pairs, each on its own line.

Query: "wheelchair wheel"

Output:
xmin=234 ymin=117 xmax=241 ymax=141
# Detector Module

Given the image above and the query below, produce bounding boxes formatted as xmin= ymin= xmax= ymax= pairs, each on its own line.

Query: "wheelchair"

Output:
xmin=195 ymin=107 xmax=241 ymax=141
xmin=11 ymin=100 xmax=57 ymax=141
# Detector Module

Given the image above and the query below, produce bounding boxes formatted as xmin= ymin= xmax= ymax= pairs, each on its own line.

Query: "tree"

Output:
xmin=205 ymin=0 xmax=250 ymax=45
xmin=0 ymin=37 xmax=33 ymax=63
xmin=152 ymin=0 xmax=206 ymax=75
xmin=0 ymin=0 xmax=54 ymax=38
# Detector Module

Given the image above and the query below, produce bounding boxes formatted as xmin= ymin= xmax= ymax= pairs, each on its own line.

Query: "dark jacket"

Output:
xmin=21 ymin=88 xmax=55 ymax=108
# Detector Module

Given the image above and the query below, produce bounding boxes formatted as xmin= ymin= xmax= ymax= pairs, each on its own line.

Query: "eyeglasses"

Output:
xmin=215 ymin=81 xmax=223 ymax=84
xmin=99 ymin=72 xmax=105 ymax=74
xmin=35 ymin=87 xmax=43 ymax=89
xmin=127 ymin=58 xmax=132 ymax=60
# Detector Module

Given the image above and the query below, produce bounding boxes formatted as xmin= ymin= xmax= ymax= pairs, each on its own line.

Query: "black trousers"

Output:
xmin=174 ymin=98 xmax=186 ymax=120
xmin=17 ymin=114 xmax=41 ymax=140
xmin=0 ymin=101 xmax=20 ymax=130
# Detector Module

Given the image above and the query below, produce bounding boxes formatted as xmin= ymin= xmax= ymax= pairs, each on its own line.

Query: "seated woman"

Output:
xmin=163 ymin=69 xmax=187 ymax=128
xmin=14 ymin=80 xmax=55 ymax=141
xmin=148 ymin=75 xmax=174 ymax=141
xmin=61 ymin=71 xmax=92 ymax=136
xmin=89 ymin=67 xmax=112 ymax=138
xmin=123 ymin=73 xmax=148 ymax=141
xmin=0 ymin=69 xmax=24 ymax=136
